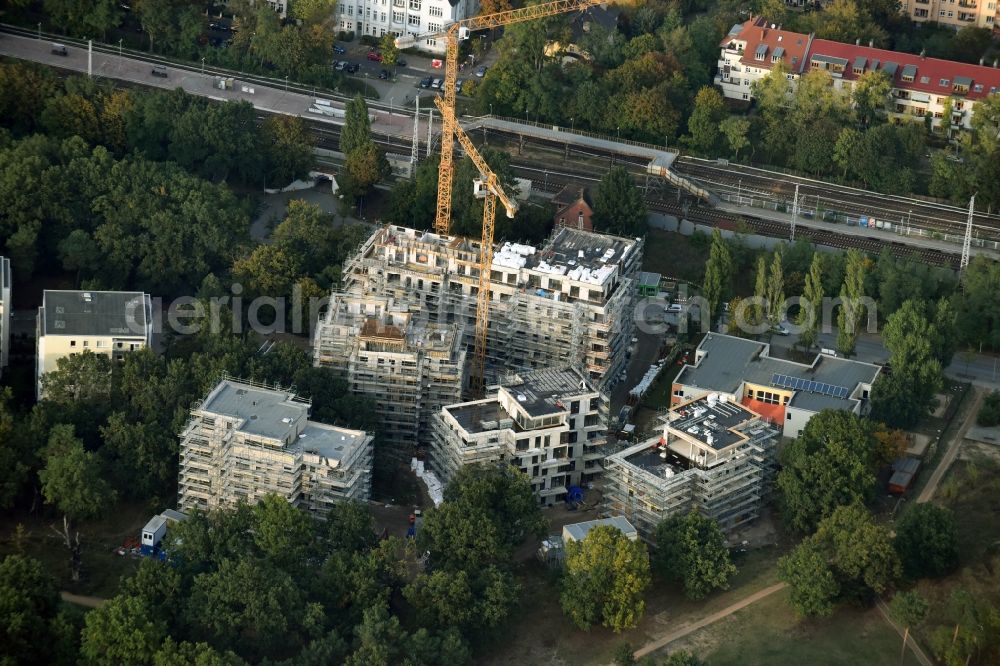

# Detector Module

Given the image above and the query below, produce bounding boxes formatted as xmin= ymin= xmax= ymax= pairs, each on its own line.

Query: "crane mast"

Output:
xmin=399 ymin=0 xmax=605 ymax=393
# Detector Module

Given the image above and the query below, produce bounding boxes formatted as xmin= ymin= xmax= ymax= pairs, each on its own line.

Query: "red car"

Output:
xmin=367 ymin=51 xmax=382 ymax=62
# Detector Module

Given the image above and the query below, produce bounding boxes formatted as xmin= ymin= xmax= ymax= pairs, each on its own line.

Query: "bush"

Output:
xmin=979 ymin=390 xmax=1000 ymax=427
xmin=360 ymin=35 xmax=379 ymax=47
xmin=337 ymin=31 xmax=356 ymax=42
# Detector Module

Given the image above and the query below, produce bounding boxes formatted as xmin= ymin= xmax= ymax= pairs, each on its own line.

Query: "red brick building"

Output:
xmin=553 ymin=187 xmax=594 ymax=232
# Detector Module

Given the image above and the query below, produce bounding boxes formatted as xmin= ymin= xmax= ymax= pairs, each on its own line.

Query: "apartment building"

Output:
xmin=603 ymin=394 xmax=779 ymax=540
xmin=313 ymin=293 xmax=466 ymax=450
xmin=430 ymin=366 xmax=609 ymax=505
xmin=178 ymin=378 xmax=374 ymax=514
xmin=335 ymin=0 xmax=480 ymax=53
xmin=35 ymin=290 xmax=152 ymax=399
xmin=341 ymin=225 xmax=642 ymax=388
xmin=715 ymin=17 xmax=1000 ymax=131
xmin=671 ymin=333 xmax=881 ymax=439
xmin=0 ymin=257 xmax=10 ymax=378
xmin=901 ymin=0 xmax=996 ymax=30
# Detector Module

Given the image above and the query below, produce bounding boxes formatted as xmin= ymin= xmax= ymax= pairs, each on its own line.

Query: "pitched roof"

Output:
xmin=721 ymin=18 xmax=812 ymax=74
xmin=809 ymin=39 xmax=1000 ymax=101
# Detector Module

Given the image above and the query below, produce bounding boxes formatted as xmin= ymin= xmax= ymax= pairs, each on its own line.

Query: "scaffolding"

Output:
xmin=338 ymin=225 xmax=644 ymax=390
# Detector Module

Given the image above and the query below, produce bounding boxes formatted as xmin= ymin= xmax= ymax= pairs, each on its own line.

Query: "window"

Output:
xmin=939 ymin=78 xmax=950 ymax=87
xmin=70 ymin=340 xmax=77 ymax=347
xmin=742 ymin=93 xmax=749 ymax=100
xmin=380 ymin=11 xmax=386 ymax=21
xmin=429 ymin=5 xmax=442 ymax=16
xmin=96 ymin=340 xmax=107 ymax=348
xmin=392 ymin=10 xmax=403 ymax=21
xmin=920 ymin=76 xmax=930 ymax=84
xmin=408 ymin=14 xmax=420 ymax=25
xmin=83 ymin=340 xmax=89 ymax=347
xmin=427 ymin=22 xmax=442 ymax=32
xmin=409 ymin=0 xmax=420 ymax=8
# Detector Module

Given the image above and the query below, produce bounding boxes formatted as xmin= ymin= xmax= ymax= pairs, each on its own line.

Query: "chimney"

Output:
xmin=994 ymin=59 xmax=998 ymax=68
xmin=855 ymin=38 xmax=860 ymax=45
xmin=868 ymin=39 xmax=873 ymax=48
xmin=920 ymin=49 xmax=926 ymax=59
xmin=980 ymin=57 xmax=985 ymax=66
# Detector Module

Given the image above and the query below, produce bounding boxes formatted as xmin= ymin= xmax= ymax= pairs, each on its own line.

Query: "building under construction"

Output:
xmin=603 ymin=394 xmax=779 ymax=540
xmin=177 ymin=378 xmax=374 ymax=515
xmin=340 ymin=224 xmax=643 ymax=388
xmin=430 ymin=366 xmax=609 ymax=505
xmin=312 ymin=293 xmax=467 ymax=450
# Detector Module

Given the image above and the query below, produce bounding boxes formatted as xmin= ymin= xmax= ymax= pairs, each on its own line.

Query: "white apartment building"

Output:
xmin=671 ymin=333 xmax=881 ymax=440
xmin=342 ymin=225 xmax=643 ymax=388
xmin=715 ymin=17 xmax=1000 ymax=132
xmin=335 ymin=0 xmax=480 ymax=53
xmin=603 ymin=394 xmax=779 ymax=540
xmin=35 ymin=290 xmax=152 ymax=399
xmin=178 ymin=378 xmax=375 ymax=515
xmin=430 ymin=366 xmax=609 ymax=505
xmin=313 ymin=293 xmax=466 ymax=450
xmin=901 ymin=0 xmax=997 ymax=30
xmin=0 ymin=257 xmax=10 ymax=378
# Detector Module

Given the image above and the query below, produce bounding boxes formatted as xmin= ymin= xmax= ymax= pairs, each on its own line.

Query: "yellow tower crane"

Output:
xmin=433 ymin=97 xmax=517 ymax=396
xmin=397 ymin=0 xmax=604 ymax=236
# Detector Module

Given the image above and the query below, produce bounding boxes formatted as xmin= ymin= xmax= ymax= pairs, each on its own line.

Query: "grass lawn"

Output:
xmin=0 ymin=502 xmax=151 ymax=599
xmin=481 ymin=545 xmax=786 ymax=666
xmin=655 ymin=587 xmax=922 ymax=666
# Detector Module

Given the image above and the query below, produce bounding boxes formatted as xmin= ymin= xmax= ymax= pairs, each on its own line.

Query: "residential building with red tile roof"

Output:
xmin=900 ymin=0 xmax=996 ymax=31
xmin=714 ymin=17 xmax=1000 ymax=132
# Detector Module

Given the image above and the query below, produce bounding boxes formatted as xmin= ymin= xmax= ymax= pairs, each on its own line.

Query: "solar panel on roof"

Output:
xmin=838 ymin=387 xmax=849 ymax=398
xmin=771 ymin=373 xmax=782 ymax=387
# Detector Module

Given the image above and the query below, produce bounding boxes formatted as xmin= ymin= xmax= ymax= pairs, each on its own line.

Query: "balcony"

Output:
xmin=958 ymin=0 xmax=976 ymax=7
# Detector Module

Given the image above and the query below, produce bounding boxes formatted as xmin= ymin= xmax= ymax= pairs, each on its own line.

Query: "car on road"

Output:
xmin=378 ymin=69 xmax=390 ymax=80
xmin=51 ymin=43 xmax=68 ymax=56
xmin=367 ymin=51 xmax=383 ymax=62
xmin=475 ymin=65 xmax=487 ymax=77
xmin=333 ymin=44 xmax=346 ymax=54
xmin=419 ymin=76 xmax=432 ymax=88
xmin=334 ymin=60 xmax=347 ymax=71
xmin=151 ymin=65 xmax=168 ymax=78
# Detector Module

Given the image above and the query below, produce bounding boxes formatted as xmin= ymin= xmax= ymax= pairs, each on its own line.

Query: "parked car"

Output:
xmin=771 ymin=324 xmax=791 ymax=336
xmin=431 ymin=78 xmax=442 ymax=90
xmin=419 ymin=76 xmax=433 ymax=88
xmin=151 ymin=65 xmax=168 ymax=78
xmin=455 ymin=79 xmax=464 ymax=93
xmin=345 ymin=63 xmax=359 ymax=73
xmin=367 ymin=51 xmax=382 ymax=62
xmin=334 ymin=60 xmax=347 ymax=71
xmin=333 ymin=44 xmax=346 ymax=54
xmin=396 ymin=58 xmax=407 ymax=67
xmin=475 ymin=65 xmax=487 ymax=77
xmin=378 ymin=68 xmax=390 ymax=80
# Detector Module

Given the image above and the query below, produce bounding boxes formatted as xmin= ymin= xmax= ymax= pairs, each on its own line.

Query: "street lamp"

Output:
xmin=570 ymin=117 xmax=574 ymax=132
xmin=284 ymin=75 xmax=288 ymax=91
xmin=617 ymin=126 xmax=621 ymax=140
xmin=489 ymin=103 xmax=493 ymax=116
xmin=37 ymin=22 xmax=41 ymax=40
xmin=201 ymin=57 xmax=206 ymax=74
xmin=525 ymin=107 xmax=529 ymax=124
xmin=119 ymin=38 xmax=123 ymax=57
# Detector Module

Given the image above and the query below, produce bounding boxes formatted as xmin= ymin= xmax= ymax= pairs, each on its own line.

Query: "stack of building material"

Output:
xmin=629 ymin=361 xmax=666 ymax=401
xmin=411 ymin=458 xmax=445 ymax=506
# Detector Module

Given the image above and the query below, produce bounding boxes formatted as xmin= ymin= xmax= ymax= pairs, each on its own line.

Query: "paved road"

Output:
xmin=917 ymin=387 xmax=984 ymax=503
xmin=60 ymin=591 xmax=106 ymax=608
xmin=632 ymin=582 xmax=788 ymax=659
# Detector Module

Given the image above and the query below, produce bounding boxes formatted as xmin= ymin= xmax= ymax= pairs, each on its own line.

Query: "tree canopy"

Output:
xmin=653 ymin=511 xmax=737 ymax=600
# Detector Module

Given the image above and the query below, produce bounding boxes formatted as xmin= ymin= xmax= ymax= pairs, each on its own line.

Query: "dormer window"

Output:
xmin=901 ymin=64 xmax=916 ymax=82
xmin=939 ymin=78 xmax=950 ymax=87
xmin=771 ymin=46 xmax=784 ymax=64
xmin=755 ymin=44 xmax=767 ymax=61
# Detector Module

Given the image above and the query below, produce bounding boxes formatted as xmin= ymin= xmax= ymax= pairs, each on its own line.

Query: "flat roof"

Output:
xmin=446 ymin=399 xmax=515 ymax=434
xmin=201 ymin=380 xmax=308 ymax=441
xmin=298 ymin=422 xmax=368 ymax=461
xmin=41 ymin=290 xmax=149 ymax=337
xmin=637 ymin=271 xmax=660 ymax=288
xmin=505 ymin=366 xmax=596 ymax=418
xmin=142 ymin=515 xmax=166 ymax=533
xmin=523 ymin=227 xmax=637 ymax=286
xmin=677 ymin=334 xmax=879 ymax=412
xmin=669 ymin=396 xmax=761 ymax=450
xmin=563 ymin=516 xmax=637 ymax=542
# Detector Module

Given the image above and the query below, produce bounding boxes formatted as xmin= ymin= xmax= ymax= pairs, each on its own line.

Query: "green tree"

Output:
xmin=980 ymin=391 xmax=1000 ymax=427
xmin=592 ymin=167 xmax=647 ymax=236
xmin=343 ymin=142 xmax=391 ymax=200
xmin=80 ymin=594 xmax=168 ymax=666
xmin=765 ymin=250 xmax=785 ymax=330
xmin=750 ymin=255 xmax=768 ymax=329
xmin=378 ymin=33 xmax=399 ymax=67
xmin=0 ymin=554 xmax=73 ymax=666
xmin=889 ymin=589 xmax=929 ymax=640
xmin=894 ymin=503 xmax=958 ymax=579
xmin=0 ymin=389 xmax=31 ymax=509
xmin=560 ymin=525 xmax=651 ymax=632
xmin=341 ymin=95 xmax=373 ymax=157
xmin=153 ymin=639 xmax=247 ymax=666
xmin=797 ymin=253 xmax=824 ymax=350
xmin=261 ymin=115 xmax=314 ymax=187
xmin=252 ymin=493 xmax=318 ymax=570
xmin=653 ymin=511 xmax=737 ymax=600
xmin=719 ymin=116 xmax=751 ymax=159
xmin=779 ymin=540 xmax=840 ymax=618
xmin=38 ymin=425 xmax=116 ymax=581
xmin=872 ymin=299 xmax=945 ymax=428
xmin=686 ymin=86 xmax=726 ymax=154
xmin=702 ymin=229 xmax=733 ymax=322
xmin=777 ymin=410 xmax=878 ymax=532
xmin=837 ymin=249 xmax=868 ymax=356
xmin=852 ymin=70 xmax=891 ymax=128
